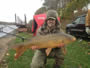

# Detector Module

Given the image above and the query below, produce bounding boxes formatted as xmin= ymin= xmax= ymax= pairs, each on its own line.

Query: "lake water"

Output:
xmin=0 ymin=25 xmax=18 ymax=37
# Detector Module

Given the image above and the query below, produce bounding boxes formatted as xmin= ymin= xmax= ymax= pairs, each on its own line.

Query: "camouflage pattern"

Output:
xmin=31 ymin=48 xmax=64 ymax=68
xmin=30 ymin=10 xmax=64 ymax=68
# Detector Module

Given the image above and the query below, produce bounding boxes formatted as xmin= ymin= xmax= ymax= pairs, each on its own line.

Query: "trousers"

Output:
xmin=30 ymin=48 xmax=64 ymax=68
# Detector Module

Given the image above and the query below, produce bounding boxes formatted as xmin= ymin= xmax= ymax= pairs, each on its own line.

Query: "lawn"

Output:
xmin=2 ymin=32 xmax=90 ymax=68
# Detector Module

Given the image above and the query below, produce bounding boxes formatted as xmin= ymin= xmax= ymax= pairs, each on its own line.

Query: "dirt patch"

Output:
xmin=0 ymin=36 xmax=16 ymax=63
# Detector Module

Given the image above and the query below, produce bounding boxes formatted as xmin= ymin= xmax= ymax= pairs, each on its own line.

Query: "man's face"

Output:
xmin=47 ymin=19 xmax=56 ymax=28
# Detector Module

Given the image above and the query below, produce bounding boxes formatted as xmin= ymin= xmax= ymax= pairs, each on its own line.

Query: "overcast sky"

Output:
xmin=0 ymin=0 xmax=44 ymax=22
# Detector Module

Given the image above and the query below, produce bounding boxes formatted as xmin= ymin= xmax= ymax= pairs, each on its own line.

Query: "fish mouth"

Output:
xmin=72 ymin=37 xmax=76 ymax=41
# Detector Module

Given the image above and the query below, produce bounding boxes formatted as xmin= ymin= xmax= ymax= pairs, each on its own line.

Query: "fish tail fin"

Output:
xmin=13 ymin=45 xmax=27 ymax=59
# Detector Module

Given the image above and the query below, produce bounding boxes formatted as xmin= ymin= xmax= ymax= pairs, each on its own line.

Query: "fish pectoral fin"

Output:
xmin=61 ymin=47 xmax=67 ymax=55
xmin=45 ymin=48 xmax=52 ymax=56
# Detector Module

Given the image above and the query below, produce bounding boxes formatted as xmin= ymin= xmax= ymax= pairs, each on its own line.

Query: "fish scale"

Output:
xmin=13 ymin=32 xmax=76 ymax=59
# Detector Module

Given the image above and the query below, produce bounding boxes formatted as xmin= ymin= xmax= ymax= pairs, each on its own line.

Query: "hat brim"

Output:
xmin=47 ymin=17 xmax=56 ymax=20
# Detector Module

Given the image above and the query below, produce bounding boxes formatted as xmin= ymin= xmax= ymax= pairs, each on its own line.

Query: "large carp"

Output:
xmin=13 ymin=32 xmax=76 ymax=59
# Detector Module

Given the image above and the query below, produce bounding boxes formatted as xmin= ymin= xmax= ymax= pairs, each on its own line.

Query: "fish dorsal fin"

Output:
xmin=45 ymin=48 xmax=52 ymax=56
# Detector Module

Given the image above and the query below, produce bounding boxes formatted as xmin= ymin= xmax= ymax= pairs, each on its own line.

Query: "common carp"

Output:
xmin=13 ymin=32 xmax=76 ymax=59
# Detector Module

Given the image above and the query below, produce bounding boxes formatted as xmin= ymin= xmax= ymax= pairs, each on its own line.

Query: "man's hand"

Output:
xmin=57 ymin=43 xmax=65 ymax=48
xmin=31 ymin=46 xmax=40 ymax=50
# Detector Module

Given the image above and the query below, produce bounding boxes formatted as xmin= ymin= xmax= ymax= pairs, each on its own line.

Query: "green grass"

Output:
xmin=7 ymin=49 xmax=34 ymax=68
xmin=5 ymin=33 xmax=90 ymax=68
xmin=62 ymin=40 xmax=90 ymax=68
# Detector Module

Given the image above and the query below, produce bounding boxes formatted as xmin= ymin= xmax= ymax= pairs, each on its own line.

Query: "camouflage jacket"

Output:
xmin=37 ymin=19 xmax=62 ymax=36
xmin=36 ymin=19 xmax=64 ymax=52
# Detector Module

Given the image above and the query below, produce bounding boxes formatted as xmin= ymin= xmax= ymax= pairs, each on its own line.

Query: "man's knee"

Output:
xmin=30 ymin=57 xmax=45 ymax=68
xmin=30 ymin=50 xmax=46 ymax=68
xmin=55 ymin=50 xmax=64 ymax=65
xmin=31 ymin=62 xmax=44 ymax=68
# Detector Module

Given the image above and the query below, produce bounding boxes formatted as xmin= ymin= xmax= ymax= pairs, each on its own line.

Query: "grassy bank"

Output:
xmin=3 ymin=32 xmax=90 ymax=68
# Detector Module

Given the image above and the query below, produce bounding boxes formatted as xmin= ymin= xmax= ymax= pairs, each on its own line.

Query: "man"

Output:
xmin=86 ymin=9 xmax=90 ymax=35
xmin=30 ymin=10 xmax=65 ymax=68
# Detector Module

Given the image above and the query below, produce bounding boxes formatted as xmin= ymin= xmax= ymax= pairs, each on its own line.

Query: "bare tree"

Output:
xmin=43 ymin=0 xmax=71 ymax=10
